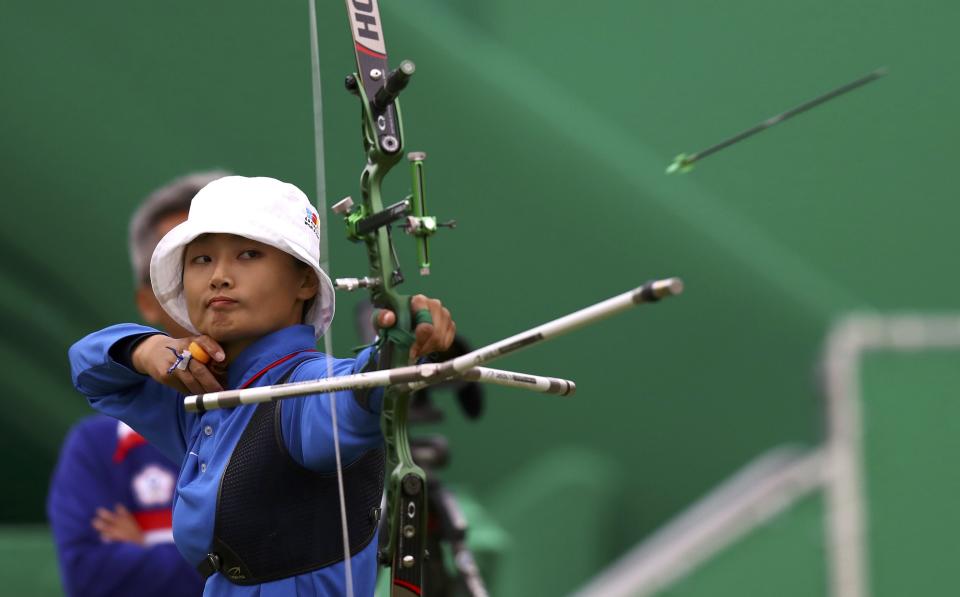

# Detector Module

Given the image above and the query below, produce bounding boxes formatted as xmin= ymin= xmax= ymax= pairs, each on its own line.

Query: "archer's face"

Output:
xmin=182 ymin=234 xmax=318 ymax=345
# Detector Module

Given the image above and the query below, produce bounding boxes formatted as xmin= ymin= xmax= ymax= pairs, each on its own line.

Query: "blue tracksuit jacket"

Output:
xmin=69 ymin=323 xmax=384 ymax=596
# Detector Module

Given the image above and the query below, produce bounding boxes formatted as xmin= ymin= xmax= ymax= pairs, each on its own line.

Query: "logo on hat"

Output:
xmin=304 ymin=208 xmax=321 ymax=239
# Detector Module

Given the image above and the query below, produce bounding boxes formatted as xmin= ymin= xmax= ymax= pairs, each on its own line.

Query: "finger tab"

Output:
xmin=189 ymin=341 xmax=212 ymax=364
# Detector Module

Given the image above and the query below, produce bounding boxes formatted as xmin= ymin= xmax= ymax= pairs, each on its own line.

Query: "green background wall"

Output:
xmin=1 ymin=0 xmax=955 ymax=594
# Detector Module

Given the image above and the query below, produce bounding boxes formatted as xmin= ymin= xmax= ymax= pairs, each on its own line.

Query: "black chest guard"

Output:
xmin=198 ymin=359 xmax=386 ymax=585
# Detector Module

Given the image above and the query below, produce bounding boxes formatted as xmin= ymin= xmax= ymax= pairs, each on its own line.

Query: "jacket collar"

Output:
xmin=226 ymin=324 xmax=318 ymax=390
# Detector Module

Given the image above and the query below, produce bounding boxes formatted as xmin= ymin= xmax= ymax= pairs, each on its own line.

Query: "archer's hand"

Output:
xmin=376 ymin=294 xmax=456 ymax=362
xmin=132 ymin=334 xmax=226 ymax=394
xmin=92 ymin=504 xmax=145 ymax=545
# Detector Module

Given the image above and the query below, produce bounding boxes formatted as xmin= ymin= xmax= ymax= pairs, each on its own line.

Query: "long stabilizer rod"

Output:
xmin=184 ymin=277 xmax=683 ymax=412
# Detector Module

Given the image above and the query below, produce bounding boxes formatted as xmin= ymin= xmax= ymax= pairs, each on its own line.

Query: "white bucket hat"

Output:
xmin=150 ymin=176 xmax=335 ymax=339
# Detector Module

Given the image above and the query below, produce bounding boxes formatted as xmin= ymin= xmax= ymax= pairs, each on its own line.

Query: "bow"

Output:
xmin=313 ymin=2 xmax=436 ymax=594
xmin=335 ymin=2 xmax=433 ymax=595
xmin=185 ymin=1 xmax=683 ymax=594
xmin=323 ymin=4 xmax=680 ymax=593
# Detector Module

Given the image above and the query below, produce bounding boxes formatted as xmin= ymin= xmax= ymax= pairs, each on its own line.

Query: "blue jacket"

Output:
xmin=48 ymin=414 xmax=204 ymax=597
xmin=69 ymin=323 xmax=384 ymax=596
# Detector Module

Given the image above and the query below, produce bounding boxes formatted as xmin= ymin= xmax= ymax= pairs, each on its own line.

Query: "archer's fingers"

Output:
xmin=375 ymin=309 xmax=397 ymax=329
xmin=431 ymin=305 xmax=453 ymax=349
xmin=409 ymin=295 xmax=453 ymax=358
xmin=423 ymin=303 xmax=453 ymax=354
xmin=187 ymin=359 xmax=224 ymax=393
xmin=174 ymin=368 xmax=204 ymax=395
xmin=443 ymin=321 xmax=457 ymax=353
xmin=409 ymin=294 xmax=433 ymax=315
xmin=168 ymin=379 xmax=192 ymax=395
xmin=408 ymin=323 xmax=434 ymax=362
xmin=190 ymin=336 xmax=226 ymax=363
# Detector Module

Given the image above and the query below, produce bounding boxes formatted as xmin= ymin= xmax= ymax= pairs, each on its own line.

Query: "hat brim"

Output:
xmin=150 ymin=220 xmax=336 ymax=340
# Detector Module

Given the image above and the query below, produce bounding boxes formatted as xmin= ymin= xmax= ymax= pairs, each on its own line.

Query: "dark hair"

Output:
xmin=292 ymin=257 xmax=318 ymax=322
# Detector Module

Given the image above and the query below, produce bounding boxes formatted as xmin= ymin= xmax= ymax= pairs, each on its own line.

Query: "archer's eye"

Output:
xmin=190 ymin=255 xmax=212 ymax=265
xmin=239 ymin=249 xmax=262 ymax=260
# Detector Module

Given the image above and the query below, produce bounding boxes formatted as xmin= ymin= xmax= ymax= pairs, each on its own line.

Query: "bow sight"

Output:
xmin=332 ymin=8 xmax=452 ymax=294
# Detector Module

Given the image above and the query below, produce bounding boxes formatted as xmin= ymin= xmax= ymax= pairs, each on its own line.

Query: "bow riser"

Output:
xmin=357 ymin=88 xmax=429 ymax=597
xmin=344 ymin=2 xmax=429 ymax=593
xmin=354 ymin=102 xmax=429 ymax=595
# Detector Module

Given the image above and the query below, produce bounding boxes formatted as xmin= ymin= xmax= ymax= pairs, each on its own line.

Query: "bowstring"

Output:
xmin=308 ymin=1 xmax=355 ymax=596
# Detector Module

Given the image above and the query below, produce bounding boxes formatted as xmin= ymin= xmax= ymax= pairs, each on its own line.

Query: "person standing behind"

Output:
xmin=48 ymin=171 xmax=228 ymax=596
